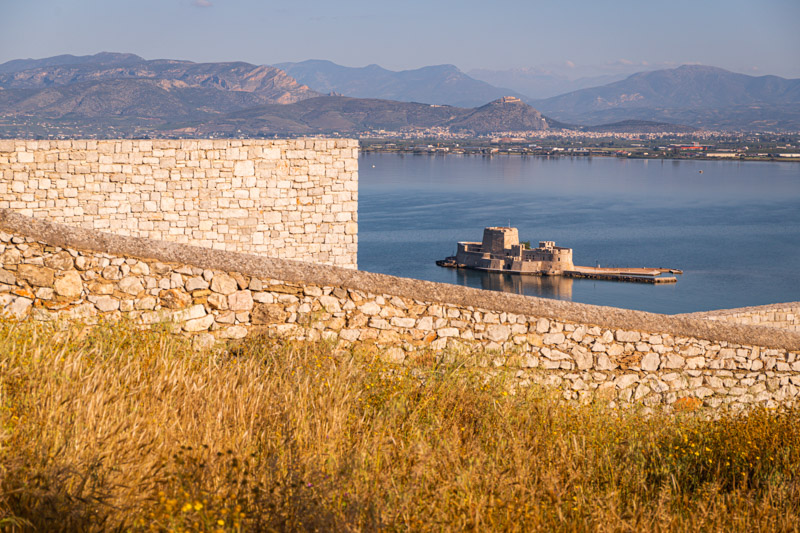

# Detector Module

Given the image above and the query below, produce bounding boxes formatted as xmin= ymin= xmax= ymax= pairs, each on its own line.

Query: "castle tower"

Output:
xmin=481 ymin=227 xmax=519 ymax=255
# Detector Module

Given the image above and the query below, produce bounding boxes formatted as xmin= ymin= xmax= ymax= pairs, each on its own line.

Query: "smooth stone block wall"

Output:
xmin=0 ymin=139 xmax=358 ymax=269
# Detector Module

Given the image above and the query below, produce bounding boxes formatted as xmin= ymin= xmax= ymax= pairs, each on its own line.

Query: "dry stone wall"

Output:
xmin=2 ymin=210 xmax=799 ymax=411
xmin=0 ymin=139 xmax=358 ymax=268
xmin=685 ymin=304 xmax=800 ymax=333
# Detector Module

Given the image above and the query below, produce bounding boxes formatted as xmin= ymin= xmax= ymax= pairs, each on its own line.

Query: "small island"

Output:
xmin=437 ymin=227 xmax=680 ymax=284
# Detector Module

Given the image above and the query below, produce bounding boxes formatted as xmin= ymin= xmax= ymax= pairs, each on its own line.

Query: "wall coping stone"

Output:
xmin=2 ymin=208 xmax=798 ymax=351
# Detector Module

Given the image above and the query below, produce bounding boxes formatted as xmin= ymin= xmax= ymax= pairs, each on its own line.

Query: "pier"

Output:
xmin=564 ymin=267 xmax=677 ymax=284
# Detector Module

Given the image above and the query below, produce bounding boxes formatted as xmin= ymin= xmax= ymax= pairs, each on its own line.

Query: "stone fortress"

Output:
xmin=455 ymin=227 xmax=574 ymax=274
xmin=1 ymin=138 xmax=799 ymax=409
xmin=446 ymin=226 xmax=679 ymax=283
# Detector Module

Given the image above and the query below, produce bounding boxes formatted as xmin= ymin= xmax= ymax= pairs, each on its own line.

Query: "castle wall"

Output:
xmin=523 ymin=247 xmax=573 ymax=271
xmin=0 ymin=139 xmax=358 ymax=269
xmin=2 ymin=210 xmax=799 ymax=411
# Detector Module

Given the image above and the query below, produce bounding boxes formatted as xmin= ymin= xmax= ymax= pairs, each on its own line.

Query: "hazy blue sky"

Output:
xmin=1 ymin=0 xmax=798 ymax=78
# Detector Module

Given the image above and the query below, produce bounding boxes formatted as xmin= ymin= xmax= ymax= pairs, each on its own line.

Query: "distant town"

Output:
xmin=2 ymin=114 xmax=797 ymax=161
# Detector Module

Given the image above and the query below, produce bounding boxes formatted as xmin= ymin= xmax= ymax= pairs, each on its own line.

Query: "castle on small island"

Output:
xmin=438 ymin=227 xmax=680 ymax=284
xmin=455 ymin=227 xmax=574 ymax=275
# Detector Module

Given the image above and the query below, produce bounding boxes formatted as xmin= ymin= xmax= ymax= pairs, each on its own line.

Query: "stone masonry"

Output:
xmin=684 ymin=303 xmax=800 ymax=333
xmin=2 ymin=210 xmax=799 ymax=411
xmin=0 ymin=139 xmax=358 ymax=268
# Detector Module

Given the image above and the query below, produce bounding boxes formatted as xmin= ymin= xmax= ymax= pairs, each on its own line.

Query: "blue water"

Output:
xmin=358 ymin=153 xmax=800 ymax=314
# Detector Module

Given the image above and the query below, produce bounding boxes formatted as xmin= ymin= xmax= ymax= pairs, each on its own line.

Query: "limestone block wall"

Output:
xmin=0 ymin=139 xmax=358 ymax=268
xmin=2 ymin=210 xmax=800 ymax=411
xmin=685 ymin=304 xmax=800 ymax=333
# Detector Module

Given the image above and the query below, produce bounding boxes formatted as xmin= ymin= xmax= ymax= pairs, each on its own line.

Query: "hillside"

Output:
xmin=0 ymin=52 xmax=319 ymax=113
xmin=0 ymin=79 xmax=278 ymax=119
xmin=447 ymin=96 xmax=548 ymax=132
xmin=583 ymin=120 xmax=697 ymax=134
xmin=274 ymin=60 xmax=527 ymax=108
xmin=165 ymin=96 xmax=551 ymax=136
xmin=535 ymin=65 xmax=800 ymax=129
xmin=0 ymin=52 xmax=144 ymax=74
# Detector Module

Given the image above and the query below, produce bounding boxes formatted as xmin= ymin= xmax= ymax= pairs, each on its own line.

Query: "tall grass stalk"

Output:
xmin=0 ymin=319 xmax=798 ymax=531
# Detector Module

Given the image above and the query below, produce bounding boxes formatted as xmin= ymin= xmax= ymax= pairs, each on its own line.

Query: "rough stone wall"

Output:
xmin=0 ymin=139 xmax=358 ymax=268
xmin=685 ymin=304 xmax=800 ymax=333
xmin=2 ymin=211 xmax=800 ymax=410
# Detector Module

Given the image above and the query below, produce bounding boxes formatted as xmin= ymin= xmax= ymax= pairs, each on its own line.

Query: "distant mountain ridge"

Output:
xmin=0 ymin=78 xmax=287 ymax=119
xmin=0 ymin=52 xmax=145 ymax=74
xmin=0 ymin=52 xmax=320 ymax=117
xmin=582 ymin=120 xmax=697 ymax=134
xmin=534 ymin=65 xmax=800 ymax=129
xmin=0 ymin=53 xmax=559 ymax=136
xmin=274 ymin=60 xmax=528 ymax=108
xmin=467 ymin=67 xmax=633 ymax=99
xmin=167 ymin=96 xmax=550 ymax=136
xmin=0 ymin=53 xmax=794 ymax=134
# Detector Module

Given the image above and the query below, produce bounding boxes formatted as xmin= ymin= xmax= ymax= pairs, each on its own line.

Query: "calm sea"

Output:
xmin=358 ymin=153 xmax=800 ymax=314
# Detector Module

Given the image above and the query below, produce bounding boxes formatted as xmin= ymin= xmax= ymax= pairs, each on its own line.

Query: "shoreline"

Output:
xmin=360 ymin=147 xmax=800 ymax=163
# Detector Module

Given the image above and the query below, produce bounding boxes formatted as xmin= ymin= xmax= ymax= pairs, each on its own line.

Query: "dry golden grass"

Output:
xmin=1 ymin=318 xmax=799 ymax=532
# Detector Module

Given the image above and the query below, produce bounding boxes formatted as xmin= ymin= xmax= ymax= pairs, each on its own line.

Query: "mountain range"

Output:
xmin=169 ymin=96 xmax=549 ymax=136
xmin=467 ymin=68 xmax=633 ymax=100
xmin=532 ymin=65 xmax=800 ymax=130
xmin=0 ymin=52 xmax=798 ymax=134
xmin=276 ymin=61 xmax=800 ymax=131
xmin=0 ymin=53 xmax=318 ymax=119
xmin=274 ymin=60 xmax=527 ymax=108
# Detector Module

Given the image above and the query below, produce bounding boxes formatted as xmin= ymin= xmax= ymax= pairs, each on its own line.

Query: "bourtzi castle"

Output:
xmin=0 ymin=138 xmax=799 ymax=410
xmin=455 ymin=227 xmax=574 ymax=274
xmin=447 ymin=226 xmax=679 ymax=284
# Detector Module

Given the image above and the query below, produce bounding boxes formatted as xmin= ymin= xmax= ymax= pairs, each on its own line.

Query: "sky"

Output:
xmin=1 ymin=0 xmax=798 ymax=79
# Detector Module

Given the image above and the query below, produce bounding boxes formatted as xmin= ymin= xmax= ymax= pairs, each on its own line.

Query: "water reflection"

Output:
xmin=360 ymin=154 xmax=800 ymax=313
xmin=455 ymin=269 xmax=573 ymax=300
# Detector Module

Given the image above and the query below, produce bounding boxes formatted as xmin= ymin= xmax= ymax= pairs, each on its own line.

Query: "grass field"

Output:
xmin=1 ymin=318 xmax=799 ymax=532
